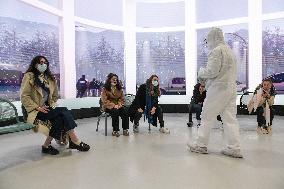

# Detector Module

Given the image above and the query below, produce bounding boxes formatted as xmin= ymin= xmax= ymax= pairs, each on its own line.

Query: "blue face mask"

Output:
xmin=152 ymin=80 xmax=159 ymax=87
xmin=37 ymin=64 xmax=47 ymax=73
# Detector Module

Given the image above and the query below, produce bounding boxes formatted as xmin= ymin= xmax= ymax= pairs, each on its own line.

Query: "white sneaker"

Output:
xmin=187 ymin=144 xmax=208 ymax=154
xmin=133 ymin=124 xmax=139 ymax=133
xmin=221 ymin=148 xmax=243 ymax=158
xmin=159 ymin=127 xmax=170 ymax=134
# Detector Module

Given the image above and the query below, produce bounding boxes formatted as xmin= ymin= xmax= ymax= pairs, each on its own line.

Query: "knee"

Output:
xmin=196 ymin=106 xmax=202 ymax=113
xmin=60 ymin=107 xmax=68 ymax=111
xmin=111 ymin=109 xmax=120 ymax=117
xmin=156 ymin=106 xmax=163 ymax=113
xmin=256 ymin=107 xmax=264 ymax=115
xmin=136 ymin=110 xmax=143 ymax=117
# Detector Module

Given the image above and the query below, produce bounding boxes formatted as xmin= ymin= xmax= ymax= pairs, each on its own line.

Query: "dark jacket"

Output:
xmin=128 ymin=84 xmax=158 ymax=122
xmin=191 ymin=83 xmax=206 ymax=104
xmin=76 ymin=78 xmax=87 ymax=90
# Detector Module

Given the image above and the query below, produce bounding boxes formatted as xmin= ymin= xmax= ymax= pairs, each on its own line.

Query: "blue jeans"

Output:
xmin=188 ymin=103 xmax=202 ymax=122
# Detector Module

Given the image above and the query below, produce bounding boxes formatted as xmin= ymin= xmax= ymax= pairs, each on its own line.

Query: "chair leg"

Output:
xmin=96 ymin=115 xmax=101 ymax=132
xmin=105 ymin=115 xmax=108 ymax=136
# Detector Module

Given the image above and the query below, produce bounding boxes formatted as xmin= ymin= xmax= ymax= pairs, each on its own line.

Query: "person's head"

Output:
xmin=262 ymin=79 xmax=273 ymax=91
xmin=147 ymin=75 xmax=161 ymax=96
xmin=149 ymin=75 xmax=159 ymax=87
xmin=26 ymin=55 xmax=54 ymax=80
xmin=82 ymin=75 xmax=85 ymax=79
xmin=199 ymin=83 xmax=205 ymax=92
xmin=206 ymin=27 xmax=225 ymax=50
xmin=104 ymin=73 xmax=122 ymax=91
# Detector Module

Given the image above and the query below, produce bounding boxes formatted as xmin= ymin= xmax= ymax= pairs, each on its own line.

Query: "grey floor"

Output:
xmin=0 ymin=114 xmax=284 ymax=189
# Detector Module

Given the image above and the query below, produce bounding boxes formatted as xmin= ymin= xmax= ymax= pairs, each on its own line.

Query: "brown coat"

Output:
xmin=20 ymin=72 xmax=58 ymax=124
xmin=101 ymin=87 xmax=125 ymax=110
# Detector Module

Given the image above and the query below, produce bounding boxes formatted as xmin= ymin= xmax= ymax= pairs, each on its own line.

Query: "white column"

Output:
xmin=248 ymin=0 xmax=262 ymax=91
xmin=59 ymin=0 xmax=76 ymax=98
xmin=123 ymin=0 xmax=136 ymax=94
xmin=185 ymin=0 xmax=197 ymax=97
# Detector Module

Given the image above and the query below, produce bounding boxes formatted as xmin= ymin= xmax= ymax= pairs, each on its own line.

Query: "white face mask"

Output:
xmin=152 ymin=80 xmax=159 ymax=87
xmin=37 ymin=64 xmax=47 ymax=73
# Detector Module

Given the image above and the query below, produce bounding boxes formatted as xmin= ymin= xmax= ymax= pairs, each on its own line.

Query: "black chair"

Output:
xmin=96 ymin=98 xmax=110 ymax=136
xmin=239 ymin=91 xmax=254 ymax=115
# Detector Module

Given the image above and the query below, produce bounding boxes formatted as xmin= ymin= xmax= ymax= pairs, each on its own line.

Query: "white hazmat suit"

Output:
xmin=191 ymin=28 xmax=242 ymax=157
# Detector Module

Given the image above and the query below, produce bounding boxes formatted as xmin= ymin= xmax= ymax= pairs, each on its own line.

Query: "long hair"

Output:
xmin=262 ymin=78 xmax=276 ymax=94
xmin=147 ymin=74 xmax=161 ymax=96
xmin=104 ymin=73 xmax=122 ymax=91
xmin=26 ymin=55 xmax=55 ymax=84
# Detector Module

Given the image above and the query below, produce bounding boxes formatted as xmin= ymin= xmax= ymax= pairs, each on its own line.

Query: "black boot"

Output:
xmin=42 ymin=145 xmax=59 ymax=155
xmin=187 ymin=122 xmax=193 ymax=127
xmin=69 ymin=140 xmax=90 ymax=151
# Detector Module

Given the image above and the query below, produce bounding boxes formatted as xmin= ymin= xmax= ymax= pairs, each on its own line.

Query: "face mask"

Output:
xmin=37 ymin=64 xmax=47 ymax=73
xmin=152 ymin=80 xmax=159 ymax=87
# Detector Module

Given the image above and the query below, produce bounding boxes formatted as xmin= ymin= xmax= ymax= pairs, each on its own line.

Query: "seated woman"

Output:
xmin=128 ymin=75 xmax=170 ymax=134
xmin=21 ymin=55 xmax=90 ymax=155
xmin=249 ymin=79 xmax=276 ymax=134
xmin=101 ymin=73 xmax=129 ymax=137
xmin=187 ymin=81 xmax=223 ymax=128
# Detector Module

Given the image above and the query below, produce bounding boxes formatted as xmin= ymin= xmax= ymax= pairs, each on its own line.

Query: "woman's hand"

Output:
xmin=150 ymin=107 xmax=156 ymax=115
xmin=114 ymin=105 xmax=119 ymax=109
xmin=138 ymin=108 xmax=143 ymax=113
xmin=36 ymin=105 xmax=49 ymax=113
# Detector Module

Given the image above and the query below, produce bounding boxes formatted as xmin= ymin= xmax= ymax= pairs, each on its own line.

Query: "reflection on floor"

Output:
xmin=0 ymin=114 xmax=284 ymax=189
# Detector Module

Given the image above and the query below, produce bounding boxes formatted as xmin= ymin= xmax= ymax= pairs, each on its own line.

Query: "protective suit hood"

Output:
xmin=206 ymin=27 xmax=225 ymax=50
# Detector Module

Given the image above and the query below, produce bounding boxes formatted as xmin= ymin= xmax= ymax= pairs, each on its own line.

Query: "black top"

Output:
xmin=191 ymin=83 xmax=206 ymax=104
xmin=76 ymin=78 xmax=88 ymax=90
xmin=128 ymin=83 xmax=158 ymax=122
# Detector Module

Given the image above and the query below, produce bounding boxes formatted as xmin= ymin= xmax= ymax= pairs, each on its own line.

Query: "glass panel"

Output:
xmin=75 ymin=25 xmax=124 ymax=97
xmin=0 ymin=0 xmax=60 ymax=101
xmin=136 ymin=2 xmax=185 ymax=27
xmin=197 ymin=25 xmax=248 ymax=92
xmin=263 ymin=19 xmax=284 ymax=94
xmin=263 ymin=0 xmax=284 ymax=14
xmin=136 ymin=32 xmax=185 ymax=95
xmin=75 ymin=0 xmax=123 ymax=25
xmin=196 ymin=0 xmax=248 ymax=23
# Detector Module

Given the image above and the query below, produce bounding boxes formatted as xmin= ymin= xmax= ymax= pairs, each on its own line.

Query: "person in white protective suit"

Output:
xmin=188 ymin=27 xmax=243 ymax=158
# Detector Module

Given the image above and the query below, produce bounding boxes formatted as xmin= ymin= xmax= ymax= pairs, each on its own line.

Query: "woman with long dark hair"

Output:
xmin=21 ymin=55 xmax=90 ymax=155
xmin=249 ymin=78 xmax=276 ymax=134
xmin=101 ymin=73 xmax=129 ymax=137
xmin=128 ymin=75 xmax=170 ymax=134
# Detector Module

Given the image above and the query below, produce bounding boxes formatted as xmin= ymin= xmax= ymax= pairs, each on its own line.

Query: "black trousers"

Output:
xmin=133 ymin=106 xmax=164 ymax=128
xmin=256 ymin=106 xmax=274 ymax=127
xmin=76 ymin=89 xmax=86 ymax=98
xmin=106 ymin=107 xmax=129 ymax=131
xmin=188 ymin=103 xmax=223 ymax=123
xmin=36 ymin=107 xmax=76 ymax=140
xmin=188 ymin=103 xmax=202 ymax=122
